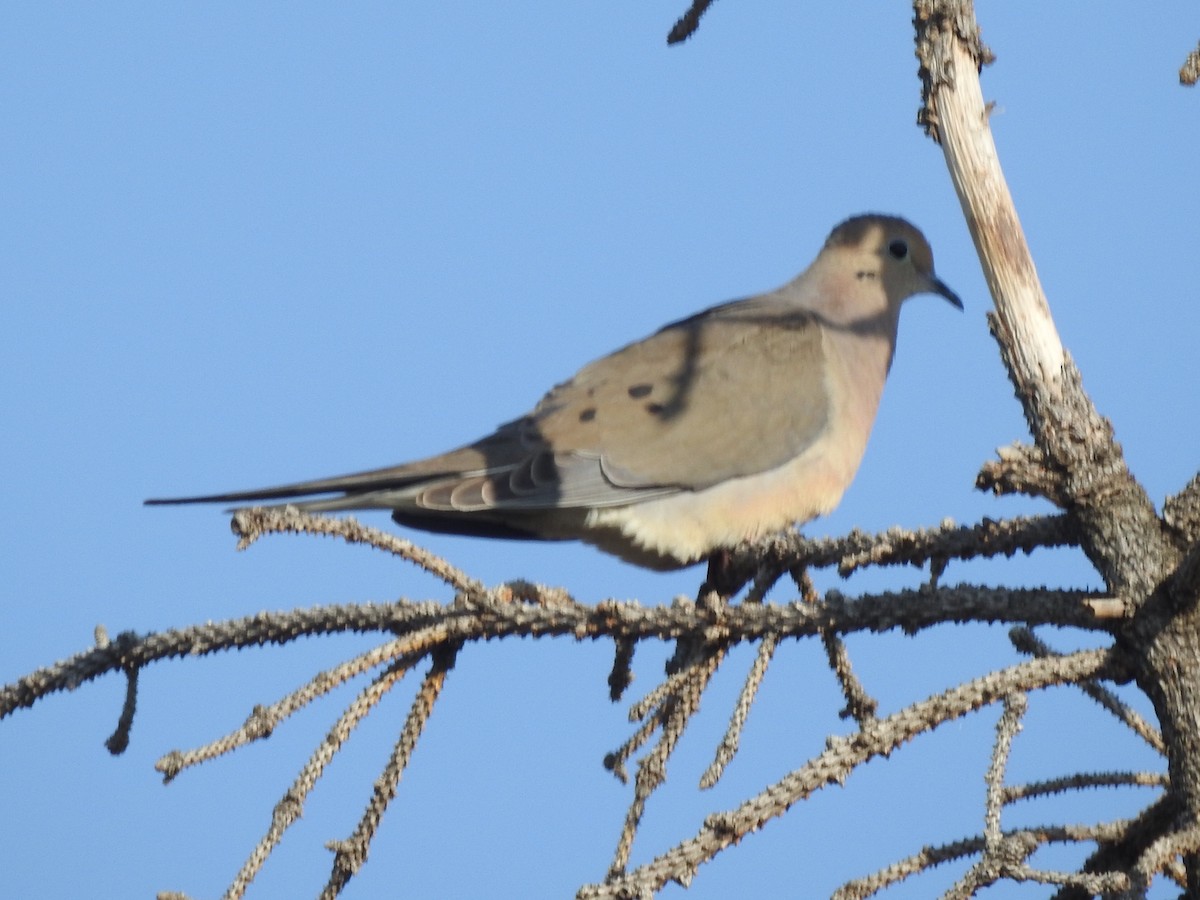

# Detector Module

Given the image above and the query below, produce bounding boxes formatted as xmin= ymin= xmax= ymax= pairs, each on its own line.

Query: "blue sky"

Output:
xmin=3 ymin=4 xmax=1197 ymax=898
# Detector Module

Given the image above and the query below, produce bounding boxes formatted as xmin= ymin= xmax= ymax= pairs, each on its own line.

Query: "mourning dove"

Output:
xmin=147 ymin=214 xmax=961 ymax=570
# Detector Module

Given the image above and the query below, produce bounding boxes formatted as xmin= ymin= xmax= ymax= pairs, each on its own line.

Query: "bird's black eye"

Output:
xmin=887 ymin=239 xmax=909 ymax=260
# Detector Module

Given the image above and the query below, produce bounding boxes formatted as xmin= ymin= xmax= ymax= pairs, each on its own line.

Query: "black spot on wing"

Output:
xmin=579 ymin=407 xmax=597 ymax=422
xmin=627 ymin=383 xmax=653 ymax=399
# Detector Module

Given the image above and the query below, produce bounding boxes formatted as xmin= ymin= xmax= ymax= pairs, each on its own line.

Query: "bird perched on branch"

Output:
xmin=148 ymin=214 xmax=961 ymax=571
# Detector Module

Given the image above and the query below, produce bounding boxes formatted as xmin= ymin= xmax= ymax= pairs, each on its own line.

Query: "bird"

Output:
xmin=147 ymin=214 xmax=962 ymax=572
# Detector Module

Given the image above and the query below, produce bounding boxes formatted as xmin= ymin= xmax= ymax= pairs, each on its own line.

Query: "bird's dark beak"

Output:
xmin=930 ymin=276 xmax=964 ymax=310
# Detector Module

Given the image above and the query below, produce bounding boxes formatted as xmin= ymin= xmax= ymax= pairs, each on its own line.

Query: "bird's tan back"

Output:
xmin=532 ymin=304 xmax=832 ymax=492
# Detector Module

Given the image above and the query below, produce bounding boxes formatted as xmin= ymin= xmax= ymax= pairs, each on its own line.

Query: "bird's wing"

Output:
xmin=146 ymin=299 xmax=831 ymax=516
xmin=521 ymin=300 xmax=832 ymax=502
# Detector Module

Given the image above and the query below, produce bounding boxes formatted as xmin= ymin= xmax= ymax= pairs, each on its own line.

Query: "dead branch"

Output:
xmin=580 ymin=648 xmax=1122 ymax=898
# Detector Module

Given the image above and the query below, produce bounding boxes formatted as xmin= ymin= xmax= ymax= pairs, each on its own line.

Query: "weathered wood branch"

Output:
xmin=915 ymin=0 xmax=1198 ymax=891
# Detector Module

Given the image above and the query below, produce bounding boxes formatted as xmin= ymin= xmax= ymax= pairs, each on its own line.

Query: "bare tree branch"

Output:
xmin=917 ymin=2 xmax=1199 ymax=889
xmin=745 ymin=513 xmax=1080 ymax=579
xmin=984 ymin=693 xmax=1026 ymax=849
xmin=1002 ymin=771 xmax=1167 ymax=805
xmin=2 ymin=579 xmax=1116 ymax=726
xmin=1010 ymin=627 xmax=1164 ymax=753
xmin=1164 ymin=474 xmax=1200 ymax=548
xmin=322 ymin=642 xmax=459 ymax=899
xmin=607 ymin=637 xmax=636 ymax=702
xmin=608 ymin=645 xmax=724 ymax=877
xmin=580 ymin=649 xmax=1121 ymax=898
xmin=1181 ymin=41 xmax=1200 ymax=85
xmin=223 ymin=654 xmax=418 ymax=900
xmin=155 ymin=624 xmax=456 ymax=783
xmin=976 ymin=442 xmax=1066 ymax=505
xmin=837 ymin=820 xmax=1131 ymax=899
xmin=233 ymin=507 xmax=484 ymax=594
xmin=700 ymin=632 xmax=778 ymax=788
xmin=666 ymin=0 xmax=716 ymax=45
